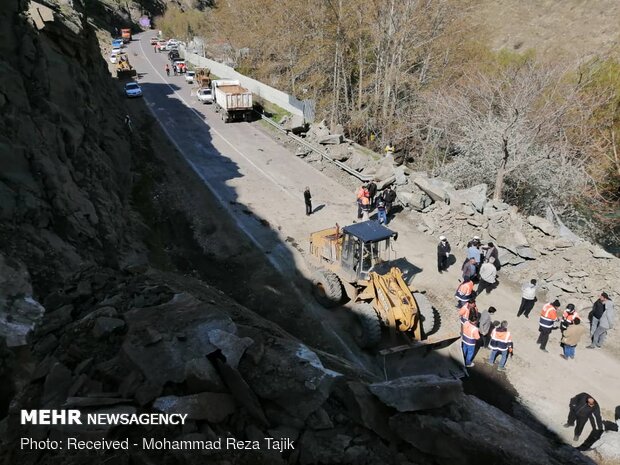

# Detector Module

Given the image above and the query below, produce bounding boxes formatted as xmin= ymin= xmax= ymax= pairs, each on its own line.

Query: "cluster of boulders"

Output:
xmin=1 ymin=268 xmax=593 ymax=465
xmin=300 ymin=122 xmax=620 ymax=312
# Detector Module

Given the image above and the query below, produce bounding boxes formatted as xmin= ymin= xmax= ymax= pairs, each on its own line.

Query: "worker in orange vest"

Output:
xmin=488 ymin=320 xmax=513 ymax=370
xmin=461 ymin=313 xmax=481 ymax=368
xmin=455 ymin=278 xmax=475 ymax=307
xmin=458 ymin=300 xmax=479 ymax=326
xmin=356 ymin=184 xmax=368 ymax=219
xmin=537 ymin=299 xmax=560 ymax=352
xmin=360 ymin=195 xmax=371 ymax=221
xmin=560 ymin=303 xmax=580 ymax=333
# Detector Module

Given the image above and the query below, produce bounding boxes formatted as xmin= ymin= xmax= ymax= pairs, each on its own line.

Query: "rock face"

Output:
xmin=369 ymin=375 xmax=463 ymax=412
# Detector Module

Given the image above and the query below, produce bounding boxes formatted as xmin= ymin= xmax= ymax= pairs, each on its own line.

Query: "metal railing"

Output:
xmin=256 ymin=113 xmax=374 ymax=182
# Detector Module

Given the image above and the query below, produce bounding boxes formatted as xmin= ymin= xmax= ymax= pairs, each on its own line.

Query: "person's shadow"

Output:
xmin=312 ymin=204 xmax=325 ymax=214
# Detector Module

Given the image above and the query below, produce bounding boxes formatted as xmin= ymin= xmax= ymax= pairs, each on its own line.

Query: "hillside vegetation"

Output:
xmin=157 ymin=0 xmax=620 ymax=248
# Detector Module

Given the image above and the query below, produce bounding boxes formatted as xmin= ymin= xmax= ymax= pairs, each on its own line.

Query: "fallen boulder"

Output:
xmin=185 ymin=358 xmax=226 ymax=393
xmin=239 ymin=340 xmax=341 ymax=420
xmin=208 ymin=329 xmax=253 ymax=369
xmin=369 ymin=375 xmax=462 ymax=412
xmin=413 ymin=177 xmax=452 ymax=203
xmin=528 ymin=215 xmax=558 ymax=236
xmin=398 ymin=187 xmax=432 ymax=212
xmin=318 ymin=134 xmax=344 ymax=145
xmin=452 ymin=184 xmax=488 ymax=213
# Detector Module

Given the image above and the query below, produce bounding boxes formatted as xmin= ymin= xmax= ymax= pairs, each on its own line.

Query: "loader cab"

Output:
xmin=341 ymin=221 xmax=397 ymax=281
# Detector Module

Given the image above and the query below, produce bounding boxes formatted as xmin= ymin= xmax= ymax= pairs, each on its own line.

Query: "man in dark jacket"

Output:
xmin=382 ymin=187 xmax=397 ymax=215
xmin=303 ymin=187 xmax=312 ymax=216
xmin=437 ymin=236 xmax=451 ymax=273
xmin=367 ymin=180 xmax=377 ymax=207
xmin=564 ymin=393 xmax=604 ymax=442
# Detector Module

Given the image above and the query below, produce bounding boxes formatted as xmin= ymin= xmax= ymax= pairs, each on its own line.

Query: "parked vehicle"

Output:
xmin=109 ymin=52 xmax=118 ymax=64
xmin=211 ymin=80 xmax=253 ymax=123
xmin=121 ymin=28 xmax=132 ymax=43
xmin=168 ymin=50 xmax=180 ymax=61
xmin=124 ymin=82 xmax=142 ymax=98
xmin=197 ymin=87 xmax=213 ymax=104
xmin=185 ymin=71 xmax=196 ymax=84
xmin=112 ymin=39 xmax=123 ymax=49
xmin=116 ymin=53 xmax=137 ymax=79
xmin=157 ymin=41 xmax=167 ymax=51
xmin=111 ymin=46 xmax=122 ymax=56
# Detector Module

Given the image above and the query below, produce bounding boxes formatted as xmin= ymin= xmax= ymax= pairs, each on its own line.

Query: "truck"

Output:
xmin=211 ymin=80 xmax=253 ymax=123
xmin=121 ymin=28 xmax=132 ymax=43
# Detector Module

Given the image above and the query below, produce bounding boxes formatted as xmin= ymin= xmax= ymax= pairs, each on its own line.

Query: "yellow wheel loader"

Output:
xmin=309 ymin=221 xmax=437 ymax=349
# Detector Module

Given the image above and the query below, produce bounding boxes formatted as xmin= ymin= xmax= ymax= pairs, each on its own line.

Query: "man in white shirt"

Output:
xmin=517 ymin=279 xmax=537 ymax=318
xmin=477 ymin=257 xmax=497 ymax=295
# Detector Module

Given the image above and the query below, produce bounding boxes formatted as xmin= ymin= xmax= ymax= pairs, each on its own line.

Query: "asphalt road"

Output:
xmin=124 ymin=33 xmax=620 ymax=447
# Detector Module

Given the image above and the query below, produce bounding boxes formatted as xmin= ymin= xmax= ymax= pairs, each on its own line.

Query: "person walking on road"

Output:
xmin=165 ymin=64 xmax=170 ymax=76
xmin=461 ymin=313 xmax=481 ymax=368
xmin=437 ymin=236 xmax=451 ymax=273
xmin=561 ymin=318 xmax=587 ymax=360
xmin=477 ymin=257 xmax=497 ymax=295
xmin=488 ymin=320 xmax=513 ymax=371
xmin=479 ymin=306 xmax=497 ymax=348
xmin=517 ymin=279 xmax=537 ymax=318
xmin=587 ymin=293 xmax=615 ymax=349
xmin=304 ymin=187 xmax=312 ymax=216
xmin=173 ymin=64 xmax=178 ymax=76
xmin=537 ymin=300 xmax=560 ymax=352
xmin=376 ymin=197 xmax=387 ymax=224
xmin=564 ymin=393 xmax=603 ymax=442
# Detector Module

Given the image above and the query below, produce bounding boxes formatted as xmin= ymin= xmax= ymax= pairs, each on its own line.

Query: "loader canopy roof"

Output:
xmin=342 ymin=221 xmax=396 ymax=243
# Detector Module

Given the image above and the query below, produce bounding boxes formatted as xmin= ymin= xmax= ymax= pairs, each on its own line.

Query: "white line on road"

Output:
xmin=138 ymin=39 xmax=296 ymax=202
xmin=135 ymin=39 xmax=369 ymax=371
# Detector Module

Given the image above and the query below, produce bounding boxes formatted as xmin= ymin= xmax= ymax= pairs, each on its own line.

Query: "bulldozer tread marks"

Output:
xmin=352 ymin=302 xmax=382 ymax=349
xmin=312 ymin=270 xmax=343 ymax=308
xmin=413 ymin=292 xmax=437 ymax=338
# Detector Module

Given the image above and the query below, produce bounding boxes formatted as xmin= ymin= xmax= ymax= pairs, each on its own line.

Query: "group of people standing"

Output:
xmin=355 ymin=182 xmax=396 ymax=224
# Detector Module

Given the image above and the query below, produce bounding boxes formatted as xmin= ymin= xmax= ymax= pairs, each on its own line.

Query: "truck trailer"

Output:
xmin=211 ymin=80 xmax=253 ymax=123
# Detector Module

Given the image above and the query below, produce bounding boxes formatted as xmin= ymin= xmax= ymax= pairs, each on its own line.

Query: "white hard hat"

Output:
xmin=473 ymin=236 xmax=480 ymax=240
xmin=439 ymin=235 xmax=446 ymax=241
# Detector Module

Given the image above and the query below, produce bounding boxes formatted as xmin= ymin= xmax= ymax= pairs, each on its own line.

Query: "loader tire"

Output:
xmin=352 ymin=302 xmax=382 ymax=349
xmin=312 ymin=270 xmax=342 ymax=308
xmin=413 ymin=292 xmax=438 ymax=338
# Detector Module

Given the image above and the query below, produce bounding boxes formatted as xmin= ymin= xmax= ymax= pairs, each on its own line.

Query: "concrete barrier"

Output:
xmin=181 ymin=47 xmax=311 ymax=122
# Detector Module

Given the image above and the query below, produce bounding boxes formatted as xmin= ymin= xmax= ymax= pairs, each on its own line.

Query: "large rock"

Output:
xmin=318 ymin=134 xmax=344 ymax=145
xmin=394 ymin=165 xmax=408 ymax=186
xmin=369 ymin=375 xmax=463 ymax=412
xmin=528 ymin=215 xmax=558 ymax=236
xmin=121 ymin=293 xmax=236 ymax=389
xmin=240 ymin=340 xmax=341 ymax=420
xmin=299 ymin=430 xmax=352 ymax=465
xmin=452 ymin=184 xmax=488 ymax=213
xmin=391 ymin=395 xmax=592 ymax=465
xmin=184 ymin=358 xmax=226 ymax=393
xmin=153 ymin=392 xmax=235 ymax=422
xmin=92 ymin=317 xmax=125 ymax=339
xmin=345 ymin=151 xmax=370 ymax=172
xmin=207 ymin=329 xmax=253 ymax=369
xmin=413 ymin=177 xmax=453 ymax=203
xmin=373 ymin=157 xmax=396 ymax=182
xmin=398 ymin=187 xmax=432 ymax=212
xmin=342 ymin=382 xmax=392 ymax=440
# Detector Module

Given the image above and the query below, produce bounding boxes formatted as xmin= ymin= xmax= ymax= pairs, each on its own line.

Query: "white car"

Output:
xmin=185 ymin=71 xmax=195 ymax=84
xmin=167 ymin=39 xmax=178 ymax=48
xmin=124 ymin=82 xmax=143 ymax=98
xmin=110 ymin=53 xmax=118 ymax=63
xmin=112 ymin=46 xmax=122 ymax=56
xmin=197 ymin=87 xmax=213 ymax=104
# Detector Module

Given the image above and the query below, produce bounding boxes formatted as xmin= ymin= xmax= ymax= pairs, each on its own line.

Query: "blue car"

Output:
xmin=112 ymin=39 xmax=123 ymax=49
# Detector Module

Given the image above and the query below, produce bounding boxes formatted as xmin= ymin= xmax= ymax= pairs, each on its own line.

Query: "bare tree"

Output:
xmin=428 ymin=60 xmax=595 ymax=214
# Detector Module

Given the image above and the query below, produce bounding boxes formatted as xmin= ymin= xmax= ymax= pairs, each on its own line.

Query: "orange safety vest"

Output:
xmin=539 ymin=303 xmax=558 ymax=329
xmin=361 ymin=196 xmax=370 ymax=206
xmin=459 ymin=304 xmax=476 ymax=324
xmin=562 ymin=310 xmax=579 ymax=324
xmin=489 ymin=328 xmax=513 ymax=351
xmin=455 ymin=281 xmax=474 ymax=302
xmin=356 ymin=187 xmax=365 ymax=200
xmin=461 ymin=321 xmax=480 ymax=346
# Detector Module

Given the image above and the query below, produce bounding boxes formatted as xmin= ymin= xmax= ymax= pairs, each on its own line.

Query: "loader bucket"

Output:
xmin=379 ymin=334 xmax=467 ymax=379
